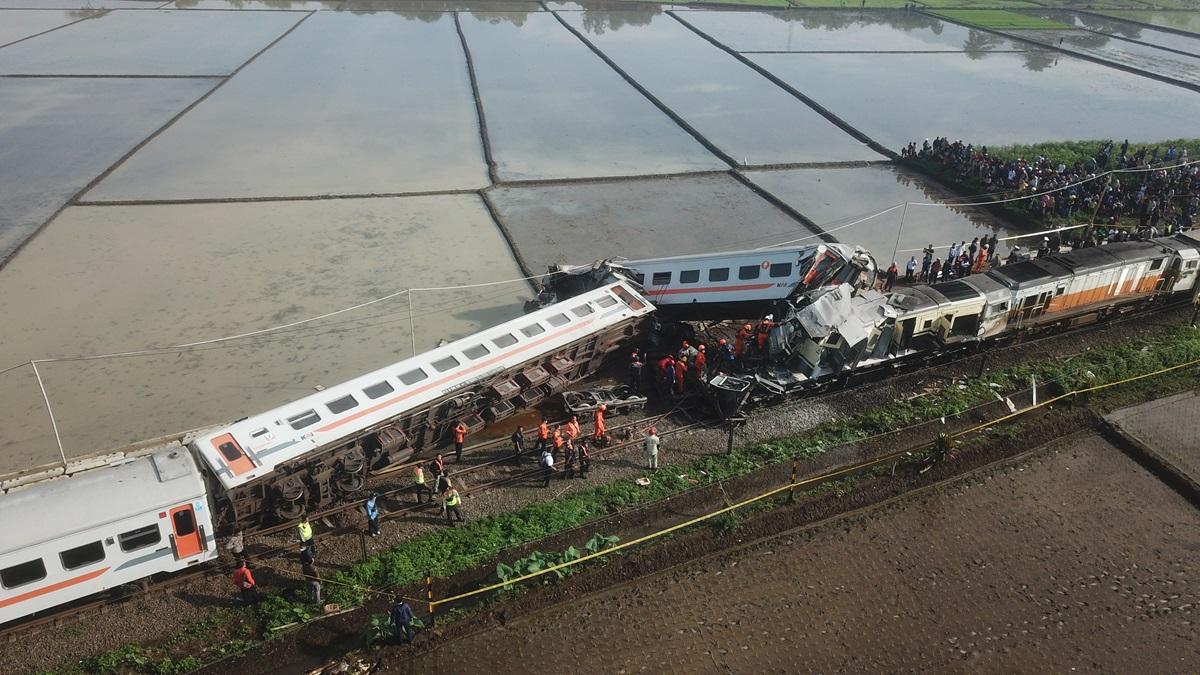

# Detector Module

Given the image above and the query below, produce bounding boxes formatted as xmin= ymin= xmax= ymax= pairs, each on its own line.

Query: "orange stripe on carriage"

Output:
xmin=0 ymin=567 xmax=110 ymax=609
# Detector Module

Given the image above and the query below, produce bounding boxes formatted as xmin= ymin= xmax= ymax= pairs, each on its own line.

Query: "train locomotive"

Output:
xmin=3 ymin=233 xmax=1199 ymax=626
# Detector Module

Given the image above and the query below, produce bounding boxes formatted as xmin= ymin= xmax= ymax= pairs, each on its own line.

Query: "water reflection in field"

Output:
xmin=0 ymin=9 xmax=96 ymax=47
xmin=750 ymin=51 xmax=1200 ymax=149
xmin=1008 ymin=28 xmax=1200 ymax=86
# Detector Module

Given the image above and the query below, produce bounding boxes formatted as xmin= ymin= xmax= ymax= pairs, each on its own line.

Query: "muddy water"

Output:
xmin=558 ymin=11 xmax=878 ymax=165
xmin=87 ymin=11 xmax=488 ymax=201
xmin=1097 ymin=9 xmax=1200 ymax=36
xmin=0 ymin=9 xmax=97 ymax=46
xmin=458 ymin=11 xmax=723 ymax=181
xmin=0 ymin=195 xmax=529 ymax=472
xmin=676 ymin=9 xmax=1028 ymax=53
xmin=1007 ymin=29 xmax=1200 ymax=86
xmin=487 ymin=173 xmax=818 ymax=272
xmin=0 ymin=77 xmax=216 ymax=264
xmin=744 ymin=166 xmax=1013 ymax=265
xmin=0 ymin=9 xmax=304 ymax=75
xmin=749 ymin=51 xmax=1200 ymax=150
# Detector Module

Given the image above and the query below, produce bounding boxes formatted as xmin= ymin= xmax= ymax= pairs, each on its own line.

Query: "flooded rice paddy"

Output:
xmin=558 ymin=11 xmax=879 ymax=165
xmin=0 ymin=9 xmax=304 ymax=76
xmin=2 ymin=4 xmax=1198 ymax=467
xmin=1007 ymin=29 xmax=1200 ymax=86
xmin=86 ymin=10 xmax=488 ymax=201
xmin=1096 ymin=10 xmax=1200 ymax=37
xmin=458 ymin=11 xmax=724 ymax=180
xmin=744 ymin=165 xmax=1011 ymax=264
xmin=749 ymin=50 xmax=1200 ymax=149
xmin=0 ymin=195 xmax=528 ymax=472
xmin=488 ymin=174 xmax=819 ymax=272
xmin=678 ymin=9 xmax=1029 ymax=53
xmin=0 ymin=76 xmax=215 ymax=263
xmin=1031 ymin=10 xmax=1200 ymax=56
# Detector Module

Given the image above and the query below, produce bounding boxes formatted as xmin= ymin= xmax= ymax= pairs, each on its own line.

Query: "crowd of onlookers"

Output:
xmin=901 ymin=137 xmax=1199 ymax=238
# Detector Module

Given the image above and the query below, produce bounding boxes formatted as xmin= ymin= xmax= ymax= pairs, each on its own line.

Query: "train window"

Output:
xmin=250 ymin=428 xmax=269 ymax=439
xmin=769 ymin=263 xmax=792 ymax=278
xmin=1150 ymin=258 xmax=1163 ymax=271
xmin=60 ymin=541 xmax=105 ymax=571
xmin=738 ymin=265 xmax=760 ymax=280
xmin=1055 ymin=286 xmax=1066 ymax=296
xmin=631 ymin=272 xmax=645 ymax=285
xmin=992 ymin=302 xmax=1009 ymax=314
xmin=287 ymin=410 xmax=321 ymax=430
xmin=679 ymin=270 xmax=700 ymax=284
xmin=521 ymin=323 xmax=546 ymax=338
xmin=326 ymin=394 xmax=358 ymax=415
xmin=432 ymin=356 xmax=460 ymax=373
xmin=922 ymin=320 xmax=933 ymax=330
xmin=1188 ymin=261 xmax=1198 ymax=270
xmin=217 ymin=442 xmax=242 ymax=463
xmin=709 ymin=268 xmax=729 ymax=282
xmin=399 ymin=368 xmax=428 ymax=385
xmin=463 ymin=344 xmax=490 ymax=360
xmin=364 ymin=381 xmax=394 ymax=399
xmin=595 ymin=295 xmax=618 ymax=308
xmin=651 ymin=272 xmax=672 ymax=286
xmin=571 ymin=304 xmax=595 ymax=317
xmin=1 ymin=559 xmax=46 ymax=589
xmin=118 ymin=524 xmax=161 ymax=552
xmin=610 ymin=286 xmax=647 ymax=310
xmin=492 ymin=333 xmax=518 ymax=348
xmin=546 ymin=313 xmax=570 ymax=328
xmin=172 ymin=509 xmax=197 ymax=537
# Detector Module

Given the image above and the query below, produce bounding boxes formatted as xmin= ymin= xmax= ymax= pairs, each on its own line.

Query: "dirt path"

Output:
xmin=392 ymin=434 xmax=1200 ymax=674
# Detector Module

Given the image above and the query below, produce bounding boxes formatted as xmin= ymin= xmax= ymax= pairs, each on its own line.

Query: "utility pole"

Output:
xmin=1084 ymin=175 xmax=1112 ymax=243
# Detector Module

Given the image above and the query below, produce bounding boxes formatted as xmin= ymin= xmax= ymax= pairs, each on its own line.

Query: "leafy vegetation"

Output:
xmin=928 ymin=9 xmax=1072 ymax=30
xmin=493 ymin=533 xmax=619 ymax=592
xmin=987 ymin=139 xmax=1200 ymax=168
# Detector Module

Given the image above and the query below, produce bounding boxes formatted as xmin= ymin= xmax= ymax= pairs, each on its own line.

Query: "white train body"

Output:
xmin=0 ymin=449 xmax=216 ymax=625
xmin=189 ymin=281 xmax=653 ymax=493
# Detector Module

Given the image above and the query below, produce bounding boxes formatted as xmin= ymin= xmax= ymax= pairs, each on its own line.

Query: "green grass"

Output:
xmin=930 ymin=9 xmax=1072 ymax=29
xmin=987 ymin=138 xmax=1200 ymax=167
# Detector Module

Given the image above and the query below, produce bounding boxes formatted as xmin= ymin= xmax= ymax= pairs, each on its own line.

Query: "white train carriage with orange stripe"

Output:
xmin=189 ymin=280 xmax=654 ymax=527
xmin=0 ymin=449 xmax=215 ymax=625
xmin=544 ymin=243 xmax=876 ymax=321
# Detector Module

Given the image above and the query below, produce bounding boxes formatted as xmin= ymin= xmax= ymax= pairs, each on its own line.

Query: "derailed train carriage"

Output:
xmin=744 ymin=233 xmax=1200 ymax=400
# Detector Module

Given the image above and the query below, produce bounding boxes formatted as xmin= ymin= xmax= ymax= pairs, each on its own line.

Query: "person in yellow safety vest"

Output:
xmin=413 ymin=464 xmax=431 ymax=504
xmin=593 ymin=404 xmax=607 ymax=443
xmin=297 ymin=516 xmax=315 ymax=554
xmin=443 ymin=486 xmax=464 ymax=525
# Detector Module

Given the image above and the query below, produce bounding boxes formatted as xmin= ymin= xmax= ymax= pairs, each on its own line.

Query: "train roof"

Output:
xmin=617 ymin=242 xmax=841 ymax=266
xmin=987 ymin=258 xmax=1070 ymax=289
xmin=190 ymin=280 xmax=654 ymax=492
xmin=928 ymin=279 xmax=985 ymax=303
xmin=0 ymin=449 xmax=206 ymax=555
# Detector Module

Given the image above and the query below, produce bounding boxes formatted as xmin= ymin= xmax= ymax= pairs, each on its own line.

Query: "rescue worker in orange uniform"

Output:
xmin=565 ymin=415 xmax=581 ymax=446
xmin=735 ymin=323 xmax=752 ymax=359
xmin=593 ymin=404 xmax=607 ymax=444
xmin=694 ymin=343 xmax=707 ymax=379
xmin=453 ymin=421 xmax=468 ymax=463
xmin=552 ymin=425 xmax=564 ymax=458
xmin=232 ymin=559 xmax=260 ymax=605
xmin=675 ymin=356 xmax=687 ymax=394
xmin=755 ymin=315 xmax=773 ymax=353
xmin=537 ymin=418 xmax=550 ymax=452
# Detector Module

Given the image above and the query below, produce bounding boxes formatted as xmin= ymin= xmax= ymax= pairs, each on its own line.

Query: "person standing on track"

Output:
xmin=412 ymin=463 xmax=431 ymax=504
xmin=453 ymin=421 xmax=468 ymax=463
xmin=537 ymin=418 xmax=550 ymax=452
xmin=232 ymin=559 xmax=260 ymax=605
xmin=364 ymin=492 xmax=381 ymax=538
xmin=511 ymin=425 xmax=526 ymax=466
xmin=644 ymin=427 xmax=660 ymax=471
xmin=716 ymin=338 xmax=734 ymax=373
xmin=593 ymin=404 xmax=607 ymax=445
xmin=694 ymin=344 xmax=707 ymax=381
xmin=540 ymin=447 xmax=556 ymax=487
xmin=297 ymin=515 xmax=315 ymax=554
xmin=566 ymin=415 xmax=581 ymax=448
xmin=629 ymin=349 xmax=644 ymax=392
xmin=577 ymin=440 xmax=591 ymax=479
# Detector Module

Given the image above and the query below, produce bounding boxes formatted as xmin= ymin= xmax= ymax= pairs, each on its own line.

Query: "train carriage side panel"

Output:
xmin=0 ymin=449 xmax=215 ymax=625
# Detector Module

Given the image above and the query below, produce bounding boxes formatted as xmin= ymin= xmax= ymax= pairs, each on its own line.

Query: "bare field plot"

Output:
xmin=402 ymin=435 xmax=1200 ymax=673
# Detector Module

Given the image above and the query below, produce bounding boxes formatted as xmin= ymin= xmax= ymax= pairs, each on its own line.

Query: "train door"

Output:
xmin=168 ymin=505 xmax=204 ymax=560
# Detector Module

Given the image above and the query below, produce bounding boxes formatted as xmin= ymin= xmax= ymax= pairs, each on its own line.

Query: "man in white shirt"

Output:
xmin=644 ymin=428 xmax=660 ymax=470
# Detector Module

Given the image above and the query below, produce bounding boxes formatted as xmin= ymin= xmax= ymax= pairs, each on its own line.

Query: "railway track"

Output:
xmin=1 ymin=298 xmax=1188 ymax=640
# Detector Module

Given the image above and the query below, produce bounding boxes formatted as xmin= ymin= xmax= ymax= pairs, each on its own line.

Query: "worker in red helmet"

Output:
xmin=593 ymin=404 xmax=607 ymax=443
xmin=716 ymin=338 xmax=734 ymax=373
xmin=675 ymin=356 xmax=687 ymax=394
xmin=755 ymin=315 xmax=773 ymax=352
xmin=693 ymin=343 xmax=707 ymax=379
xmin=735 ymin=323 xmax=752 ymax=359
